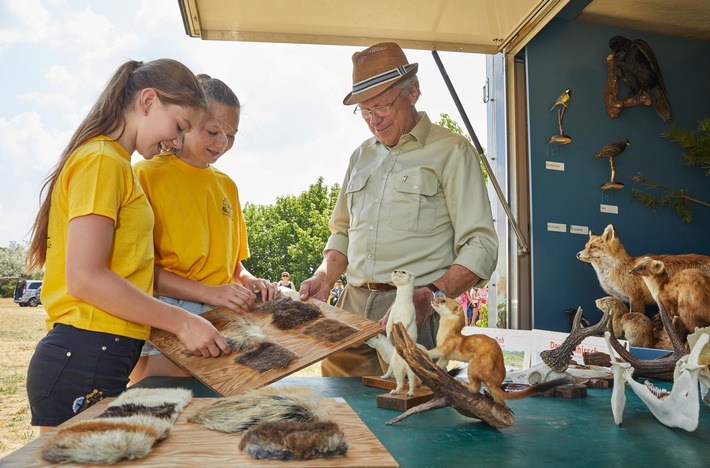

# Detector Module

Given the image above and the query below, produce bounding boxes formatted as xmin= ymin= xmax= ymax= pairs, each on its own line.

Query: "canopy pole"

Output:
xmin=432 ymin=50 xmax=529 ymax=255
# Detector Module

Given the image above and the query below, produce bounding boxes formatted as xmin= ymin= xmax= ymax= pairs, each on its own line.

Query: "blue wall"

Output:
xmin=525 ymin=19 xmax=710 ymax=331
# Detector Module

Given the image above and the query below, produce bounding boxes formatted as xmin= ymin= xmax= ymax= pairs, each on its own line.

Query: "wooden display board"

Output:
xmin=2 ymin=397 xmax=398 ymax=467
xmin=150 ymin=298 xmax=382 ymax=396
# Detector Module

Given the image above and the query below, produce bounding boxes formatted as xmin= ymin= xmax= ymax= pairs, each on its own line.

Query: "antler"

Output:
xmin=540 ymin=306 xmax=609 ymax=372
xmin=606 ymin=303 xmax=687 ymax=381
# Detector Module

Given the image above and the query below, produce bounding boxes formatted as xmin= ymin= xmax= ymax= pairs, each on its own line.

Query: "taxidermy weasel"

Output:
xmin=595 ymin=296 xmax=656 ymax=348
xmin=368 ymin=269 xmax=420 ymax=396
xmin=428 ymin=297 xmax=571 ymax=407
xmin=365 ymin=333 xmax=424 ymax=396
xmin=386 ymin=270 xmax=418 ymax=341
xmin=576 ymin=224 xmax=710 ymax=313
xmin=630 ymin=257 xmax=710 ymax=336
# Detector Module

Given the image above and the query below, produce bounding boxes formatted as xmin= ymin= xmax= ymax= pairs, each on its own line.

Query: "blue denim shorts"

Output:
xmin=26 ymin=324 xmax=144 ymax=427
xmin=140 ymin=296 xmax=214 ymax=356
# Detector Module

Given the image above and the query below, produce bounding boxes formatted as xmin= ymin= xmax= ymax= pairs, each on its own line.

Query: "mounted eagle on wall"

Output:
xmin=604 ymin=35 xmax=672 ymax=122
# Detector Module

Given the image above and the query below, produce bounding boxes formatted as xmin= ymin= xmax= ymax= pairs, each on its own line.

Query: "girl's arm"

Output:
xmin=65 ymin=214 xmax=230 ymax=357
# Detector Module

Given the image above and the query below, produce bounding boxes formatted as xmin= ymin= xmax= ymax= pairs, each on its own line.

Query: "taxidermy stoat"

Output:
xmin=630 ymin=257 xmax=710 ymax=336
xmin=428 ymin=297 xmax=571 ymax=407
xmin=365 ymin=333 xmax=424 ymax=396
xmin=595 ymin=296 xmax=656 ymax=348
xmin=378 ymin=270 xmax=420 ymax=396
xmin=386 ymin=270 xmax=418 ymax=341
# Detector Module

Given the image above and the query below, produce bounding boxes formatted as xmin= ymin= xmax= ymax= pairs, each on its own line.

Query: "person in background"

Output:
xmin=299 ymin=42 xmax=498 ymax=377
xmin=277 ymin=272 xmax=295 ymax=289
xmin=129 ymin=75 xmax=277 ymax=382
xmin=24 ymin=59 xmax=230 ymax=433
xmin=330 ymin=279 xmax=344 ymax=306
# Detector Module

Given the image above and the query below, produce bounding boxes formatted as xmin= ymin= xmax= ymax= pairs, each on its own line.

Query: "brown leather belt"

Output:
xmin=359 ymin=282 xmax=397 ymax=292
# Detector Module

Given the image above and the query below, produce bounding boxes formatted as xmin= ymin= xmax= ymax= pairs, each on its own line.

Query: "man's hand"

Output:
xmin=299 ymin=276 xmax=332 ymax=302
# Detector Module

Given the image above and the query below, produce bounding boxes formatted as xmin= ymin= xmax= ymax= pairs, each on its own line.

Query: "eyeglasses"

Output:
xmin=353 ymin=89 xmax=404 ymax=120
xmin=282 ymin=275 xmax=289 ymax=277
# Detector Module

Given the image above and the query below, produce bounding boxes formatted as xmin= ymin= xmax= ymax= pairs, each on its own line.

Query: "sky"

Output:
xmin=0 ymin=0 xmax=488 ymax=248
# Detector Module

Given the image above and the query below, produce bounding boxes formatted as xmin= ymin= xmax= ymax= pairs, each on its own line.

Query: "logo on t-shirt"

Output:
xmin=222 ymin=198 xmax=233 ymax=218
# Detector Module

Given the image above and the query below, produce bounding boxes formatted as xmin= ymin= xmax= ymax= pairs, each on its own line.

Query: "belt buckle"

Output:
xmin=366 ymin=283 xmax=376 ymax=291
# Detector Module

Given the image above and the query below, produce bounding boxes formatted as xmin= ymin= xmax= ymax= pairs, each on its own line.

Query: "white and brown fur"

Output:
xmin=42 ymin=388 xmax=192 ymax=464
xmin=630 ymin=256 xmax=710 ymax=337
xmin=595 ymin=296 xmax=656 ymax=348
xmin=428 ymin=297 xmax=571 ymax=407
xmin=577 ymin=224 xmax=710 ymax=313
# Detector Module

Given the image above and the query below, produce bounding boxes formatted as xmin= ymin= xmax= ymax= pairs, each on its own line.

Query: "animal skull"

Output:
xmin=605 ymin=329 xmax=710 ymax=432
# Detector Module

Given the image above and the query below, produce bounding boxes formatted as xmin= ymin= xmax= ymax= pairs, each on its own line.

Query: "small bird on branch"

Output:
xmin=594 ymin=138 xmax=630 ymax=190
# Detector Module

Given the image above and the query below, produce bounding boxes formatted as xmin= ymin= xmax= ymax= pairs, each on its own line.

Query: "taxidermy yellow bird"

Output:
xmin=550 ymin=88 xmax=572 ymax=112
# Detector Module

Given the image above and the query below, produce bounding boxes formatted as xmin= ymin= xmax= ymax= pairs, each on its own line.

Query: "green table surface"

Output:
xmin=134 ymin=376 xmax=710 ymax=468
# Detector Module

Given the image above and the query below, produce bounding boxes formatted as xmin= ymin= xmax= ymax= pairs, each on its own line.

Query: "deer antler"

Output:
xmin=540 ymin=306 xmax=609 ymax=372
xmin=606 ymin=303 xmax=687 ymax=381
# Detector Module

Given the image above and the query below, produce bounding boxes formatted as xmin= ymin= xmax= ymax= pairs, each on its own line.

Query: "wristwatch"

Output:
xmin=425 ymin=283 xmax=446 ymax=298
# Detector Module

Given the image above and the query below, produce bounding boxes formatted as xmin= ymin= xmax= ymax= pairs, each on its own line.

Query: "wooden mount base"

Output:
xmin=362 ymin=376 xmax=434 ymax=411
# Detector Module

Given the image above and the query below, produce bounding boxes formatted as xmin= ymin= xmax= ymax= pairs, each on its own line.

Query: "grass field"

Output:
xmin=0 ymin=297 xmax=44 ymax=457
xmin=0 ymin=296 xmax=320 ymax=459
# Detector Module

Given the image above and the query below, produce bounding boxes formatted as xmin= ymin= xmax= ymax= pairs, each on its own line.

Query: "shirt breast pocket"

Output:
xmin=345 ymin=174 xmax=369 ymax=227
xmin=391 ymin=171 xmax=440 ymax=232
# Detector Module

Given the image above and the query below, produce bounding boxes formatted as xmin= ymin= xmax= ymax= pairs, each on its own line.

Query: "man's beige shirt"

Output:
xmin=325 ymin=112 xmax=498 ymax=287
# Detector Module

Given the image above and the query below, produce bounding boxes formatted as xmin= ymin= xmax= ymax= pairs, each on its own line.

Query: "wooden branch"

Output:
xmin=604 ymin=53 xmax=653 ymax=119
xmin=387 ymin=322 xmax=514 ymax=429
xmin=540 ymin=307 xmax=609 ymax=372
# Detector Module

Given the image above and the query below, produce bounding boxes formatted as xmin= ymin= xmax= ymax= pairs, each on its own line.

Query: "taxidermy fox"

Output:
xmin=428 ymin=297 xmax=571 ymax=407
xmin=576 ymin=224 xmax=710 ymax=313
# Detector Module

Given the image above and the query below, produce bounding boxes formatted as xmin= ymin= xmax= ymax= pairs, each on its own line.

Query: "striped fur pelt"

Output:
xmin=42 ymin=387 xmax=192 ymax=464
xmin=187 ymin=386 xmax=323 ymax=434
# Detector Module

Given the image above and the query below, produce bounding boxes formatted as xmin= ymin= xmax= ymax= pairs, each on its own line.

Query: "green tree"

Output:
xmin=0 ymin=242 xmax=43 ymax=297
xmin=242 ymin=177 xmax=340 ymax=287
xmin=437 ymin=113 xmax=488 ymax=185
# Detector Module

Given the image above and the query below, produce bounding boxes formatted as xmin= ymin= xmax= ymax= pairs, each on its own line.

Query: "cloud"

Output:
xmin=0 ymin=0 xmax=53 ymax=51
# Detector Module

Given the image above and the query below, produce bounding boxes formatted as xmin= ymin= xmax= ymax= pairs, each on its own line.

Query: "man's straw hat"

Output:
xmin=343 ymin=42 xmax=418 ymax=105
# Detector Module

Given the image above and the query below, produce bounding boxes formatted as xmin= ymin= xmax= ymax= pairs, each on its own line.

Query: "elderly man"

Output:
xmin=300 ymin=42 xmax=498 ymax=377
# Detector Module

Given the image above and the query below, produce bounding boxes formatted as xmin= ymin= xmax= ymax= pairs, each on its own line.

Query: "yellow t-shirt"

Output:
xmin=42 ymin=136 xmax=154 ymax=340
xmin=133 ymin=154 xmax=249 ymax=286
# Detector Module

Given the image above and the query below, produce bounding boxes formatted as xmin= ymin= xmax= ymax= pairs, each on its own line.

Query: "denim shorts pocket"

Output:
xmin=26 ymin=340 xmax=71 ymax=406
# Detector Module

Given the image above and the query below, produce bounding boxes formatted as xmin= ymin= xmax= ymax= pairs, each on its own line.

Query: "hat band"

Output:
xmin=352 ymin=64 xmax=414 ymax=96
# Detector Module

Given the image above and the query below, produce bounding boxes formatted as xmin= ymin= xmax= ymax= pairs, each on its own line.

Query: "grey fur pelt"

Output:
xmin=187 ymin=386 xmax=323 ymax=434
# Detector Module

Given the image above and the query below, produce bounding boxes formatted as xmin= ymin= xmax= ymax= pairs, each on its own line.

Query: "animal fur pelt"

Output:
xmin=235 ymin=341 xmax=300 ymax=372
xmin=221 ymin=315 xmax=265 ymax=352
xmin=42 ymin=388 xmax=192 ymax=464
xmin=271 ymin=300 xmax=324 ymax=329
xmin=188 ymin=386 xmax=323 ymax=434
xmin=239 ymin=420 xmax=348 ymax=460
xmin=302 ymin=318 xmax=359 ymax=343
xmin=252 ymin=292 xmax=294 ymax=313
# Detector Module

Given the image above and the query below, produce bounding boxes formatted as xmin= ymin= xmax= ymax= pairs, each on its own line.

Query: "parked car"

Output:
xmin=13 ymin=280 xmax=43 ymax=307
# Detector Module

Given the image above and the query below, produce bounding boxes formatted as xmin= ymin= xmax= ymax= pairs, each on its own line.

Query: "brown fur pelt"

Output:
xmin=302 ymin=318 xmax=360 ymax=343
xmin=234 ymin=341 xmax=300 ymax=372
xmin=239 ymin=420 xmax=348 ymax=460
xmin=188 ymin=386 xmax=323 ymax=434
xmin=596 ymin=296 xmax=656 ymax=348
xmin=252 ymin=292 xmax=294 ymax=313
xmin=42 ymin=388 xmax=192 ymax=464
xmin=271 ymin=299 xmax=324 ymax=329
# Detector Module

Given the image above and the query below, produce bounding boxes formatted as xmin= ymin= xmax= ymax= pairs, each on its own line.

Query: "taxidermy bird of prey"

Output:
xmin=609 ymin=35 xmax=672 ymax=122
xmin=593 ymin=138 xmax=630 ymax=160
xmin=550 ymin=88 xmax=571 ymax=112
